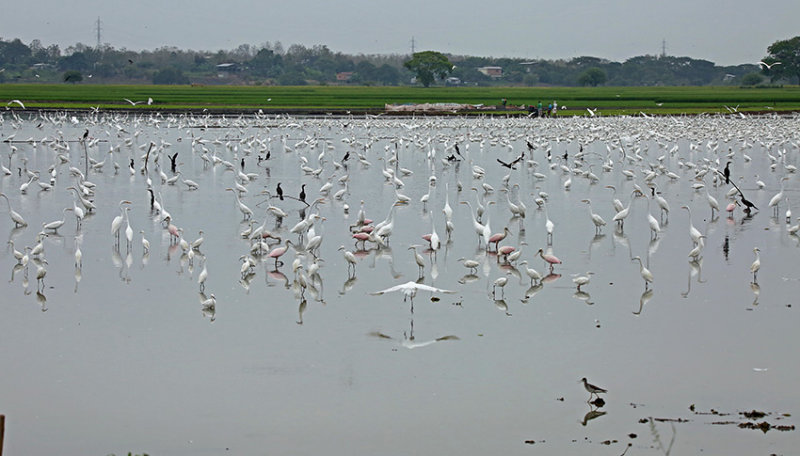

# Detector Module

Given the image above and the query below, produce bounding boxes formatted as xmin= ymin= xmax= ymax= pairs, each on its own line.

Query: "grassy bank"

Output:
xmin=2 ymin=84 xmax=800 ymax=115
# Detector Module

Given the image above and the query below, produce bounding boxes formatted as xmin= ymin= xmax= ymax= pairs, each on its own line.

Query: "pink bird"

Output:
xmin=353 ymin=232 xmax=370 ymax=249
xmin=498 ymin=244 xmax=516 ymax=262
xmin=726 ymin=200 xmax=739 ymax=214
xmin=537 ymin=248 xmax=562 ymax=270
xmin=268 ymin=239 xmax=293 ymax=268
xmin=167 ymin=221 xmax=180 ymax=243
xmin=488 ymin=227 xmax=511 ymax=252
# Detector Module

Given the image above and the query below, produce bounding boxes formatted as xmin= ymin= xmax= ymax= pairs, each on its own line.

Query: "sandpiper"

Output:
xmin=580 ymin=377 xmax=607 ymax=399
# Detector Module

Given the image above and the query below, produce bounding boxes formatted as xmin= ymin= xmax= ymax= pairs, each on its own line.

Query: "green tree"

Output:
xmin=404 ymin=51 xmax=453 ymax=87
xmin=152 ymin=67 xmax=189 ymax=84
xmin=764 ymin=36 xmax=800 ymax=83
xmin=374 ymin=64 xmax=400 ymax=85
xmin=0 ymin=38 xmax=32 ymax=65
xmin=741 ymin=72 xmax=763 ymax=86
xmin=249 ymin=48 xmax=283 ymax=78
xmin=577 ymin=67 xmax=607 ymax=86
xmin=63 ymin=70 xmax=83 ymax=83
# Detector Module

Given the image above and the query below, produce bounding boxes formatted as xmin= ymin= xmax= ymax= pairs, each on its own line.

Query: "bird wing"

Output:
xmin=412 ymin=283 xmax=456 ymax=294
xmin=369 ymin=283 xmax=407 ymax=295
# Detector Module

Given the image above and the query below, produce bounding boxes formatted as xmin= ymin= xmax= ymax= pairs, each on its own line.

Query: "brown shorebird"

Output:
xmin=580 ymin=377 xmax=607 ymax=399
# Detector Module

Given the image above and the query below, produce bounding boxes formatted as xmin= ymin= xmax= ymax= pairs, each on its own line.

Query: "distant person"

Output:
xmin=547 ymin=103 xmax=553 ymax=117
xmin=501 ymin=98 xmax=507 ymax=109
xmin=553 ymin=100 xmax=558 ymax=116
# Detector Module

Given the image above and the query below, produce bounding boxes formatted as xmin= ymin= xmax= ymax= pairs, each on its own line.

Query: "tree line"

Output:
xmin=0 ymin=36 xmax=796 ymax=87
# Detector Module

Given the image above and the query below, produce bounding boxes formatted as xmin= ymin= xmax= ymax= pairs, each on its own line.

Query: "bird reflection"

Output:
xmin=297 ymin=298 xmax=307 ymax=324
xmin=681 ymin=258 xmax=704 ymax=298
xmin=750 ymin=281 xmax=760 ymax=306
xmin=722 ymin=235 xmax=730 ymax=261
xmin=521 ymin=283 xmax=543 ymax=303
xmin=541 ymin=272 xmax=561 ymax=284
xmin=494 ymin=298 xmax=511 ymax=316
xmin=633 ymin=288 xmax=654 ymax=315
xmin=588 ymin=233 xmax=605 ymax=259
xmin=74 ymin=266 xmax=82 ymax=293
xmin=268 ymin=269 xmax=290 ymax=288
xmin=581 ymin=406 xmax=607 ymax=426
xmin=339 ymin=275 xmax=357 ymax=295
xmin=240 ymin=271 xmax=256 ymax=292
xmin=10 ymin=262 xmax=25 ymax=283
xmin=199 ymin=292 xmax=216 ymax=322
xmin=369 ymin=319 xmax=459 ymax=349
xmin=35 ymin=290 xmax=47 ymax=311
xmin=573 ymin=290 xmax=593 ymax=305
xmin=458 ymin=273 xmax=480 ymax=284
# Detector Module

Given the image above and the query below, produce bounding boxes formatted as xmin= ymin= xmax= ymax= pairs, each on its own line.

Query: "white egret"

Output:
xmin=370 ymin=281 xmax=456 ymax=302
xmin=632 ymin=256 xmax=654 ymax=289
xmin=750 ymin=247 xmax=760 ymax=282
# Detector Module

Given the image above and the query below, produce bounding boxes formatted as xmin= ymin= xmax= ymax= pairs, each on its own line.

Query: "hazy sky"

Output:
xmin=2 ymin=0 xmax=797 ymax=65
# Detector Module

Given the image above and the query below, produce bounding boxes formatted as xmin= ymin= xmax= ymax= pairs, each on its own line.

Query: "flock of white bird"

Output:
xmin=0 ymin=107 xmax=798 ymax=321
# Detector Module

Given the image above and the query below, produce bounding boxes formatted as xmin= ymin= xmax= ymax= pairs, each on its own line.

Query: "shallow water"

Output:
xmin=0 ymin=112 xmax=798 ymax=455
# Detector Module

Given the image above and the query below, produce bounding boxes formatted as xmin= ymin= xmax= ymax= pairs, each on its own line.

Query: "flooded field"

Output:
xmin=1 ymin=111 xmax=798 ymax=455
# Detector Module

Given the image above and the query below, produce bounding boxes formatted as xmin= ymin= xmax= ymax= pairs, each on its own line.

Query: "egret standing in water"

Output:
xmin=631 ymin=256 xmax=654 ymax=289
xmin=750 ymin=247 xmax=761 ymax=282
xmin=572 ymin=272 xmax=593 ymax=291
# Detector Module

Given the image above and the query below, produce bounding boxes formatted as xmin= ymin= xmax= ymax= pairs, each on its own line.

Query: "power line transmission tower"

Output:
xmin=410 ymin=36 xmax=415 ymax=55
xmin=661 ymin=39 xmax=666 ymax=58
xmin=95 ymin=17 xmax=102 ymax=49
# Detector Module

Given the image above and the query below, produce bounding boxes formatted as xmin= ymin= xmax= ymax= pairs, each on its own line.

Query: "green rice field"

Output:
xmin=2 ymin=83 xmax=800 ymax=115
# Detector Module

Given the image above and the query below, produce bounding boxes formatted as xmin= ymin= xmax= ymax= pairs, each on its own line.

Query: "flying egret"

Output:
xmin=370 ymin=281 xmax=455 ymax=302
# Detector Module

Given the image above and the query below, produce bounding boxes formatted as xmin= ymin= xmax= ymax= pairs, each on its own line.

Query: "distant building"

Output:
xmin=336 ymin=72 xmax=354 ymax=82
xmin=216 ymin=63 xmax=240 ymax=78
xmin=478 ymin=66 xmax=503 ymax=78
xmin=216 ymin=63 xmax=239 ymax=72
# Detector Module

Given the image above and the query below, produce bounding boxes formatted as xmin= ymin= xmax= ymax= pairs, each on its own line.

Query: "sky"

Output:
xmin=2 ymin=0 xmax=798 ymax=66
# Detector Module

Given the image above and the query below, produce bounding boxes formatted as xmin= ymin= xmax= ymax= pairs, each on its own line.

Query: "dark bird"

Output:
xmin=147 ymin=188 xmax=155 ymax=208
xmin=562 ymin=150 xmax=568 ymax=160
xmin=446 ymin=154 xmax=458 ymax=162
xmin=276 ymin=183 xmax=284 ymax=201
xmin=128 ymin=59 xmax=134 ymax=64
xmin=241 ymin=157 xmax=245 ymax=170
xmin=342 ymin=151 xmax=350 ymax=162
xmin=82 ymin=129 xmax=89 ymax=141
xmin=526 ymin=140 xmax=534 ymax=152
xmin=129 ymin=158 xmax=135 ymax=169
xmin=723 ymin=161 xmax=731 ymax=184
xmin=299 ymin=184 xmax=306 ymax=202
xmin=169 ymin=152 xmax=179 ymax=173
xmin=265 ymin=150 xmax=271 ymax=160
xmin=715 ymin=169 xmax=757 ymax=211
xmin=496 ymin=158 xmax=515 ymax=169
xmin=454 ymin=143 xmax=463 ymax=158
